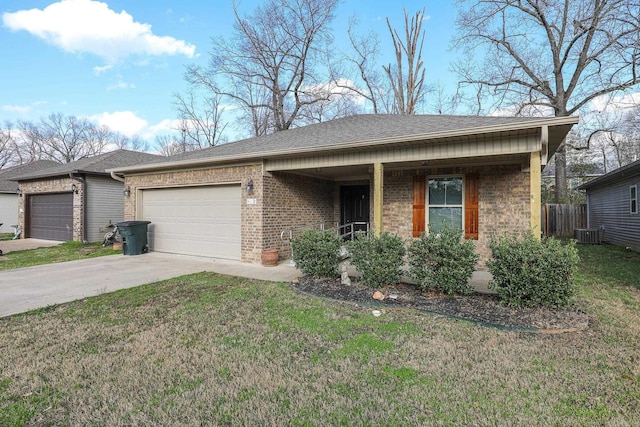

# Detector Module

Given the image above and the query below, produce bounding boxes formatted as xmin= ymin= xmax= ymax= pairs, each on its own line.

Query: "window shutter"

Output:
xmin=413 ymin=176 xmax=425 ymax=237
xmin=465 ymin=174 xmax=479 ymax=240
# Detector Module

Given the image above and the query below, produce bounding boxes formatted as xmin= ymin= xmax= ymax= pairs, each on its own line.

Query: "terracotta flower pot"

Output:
xmin=261 ymin=249 xmax=279 ymax=267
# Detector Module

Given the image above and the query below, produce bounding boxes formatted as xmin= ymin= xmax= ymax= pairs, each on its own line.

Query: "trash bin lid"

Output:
xmin=116 ymin=221 xmax=151 ymax=227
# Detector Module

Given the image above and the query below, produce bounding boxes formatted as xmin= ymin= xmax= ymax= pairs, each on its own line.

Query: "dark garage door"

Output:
xmin=28 ymin=193 xmax=73 ymax=241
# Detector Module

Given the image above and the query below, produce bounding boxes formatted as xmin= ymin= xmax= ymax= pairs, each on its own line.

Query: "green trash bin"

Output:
xmin=116 ymin=221 xmax=151 ymax=255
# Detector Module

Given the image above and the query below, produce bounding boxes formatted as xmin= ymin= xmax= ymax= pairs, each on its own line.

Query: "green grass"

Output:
xmin=0 ymin=244 xmax=638 ymax=425
xmin=0 ymin=233 xmax=14 ymax=241
xmin=0 ymin=241 xmax=120 ymax=271
xmin=575 ymin=242 xmax=640 ymax=291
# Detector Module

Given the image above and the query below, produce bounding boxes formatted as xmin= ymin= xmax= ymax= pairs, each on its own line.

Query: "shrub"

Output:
xmin=291 ymin=229 xmax=342 ymax=277
xmin=348 ymin=232 xmax=406 ymax=288
xmin=408 ymin=224 xmax=479 ymax=295
xmin=487 ymin=232 xmax=579 ymax=308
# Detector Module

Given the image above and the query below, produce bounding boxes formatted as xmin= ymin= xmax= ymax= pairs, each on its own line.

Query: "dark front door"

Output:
xmin=340 ymin=185 xmax=370 ymax=235
xmin=27 ymin=193 xmax=74 ymax=241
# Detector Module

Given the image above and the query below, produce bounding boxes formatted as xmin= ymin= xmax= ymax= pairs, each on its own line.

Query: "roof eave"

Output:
xmin=578 ymin=162 xmax=640 ymax=190
xmin=12 ymin=169 xmax=109 ymax=182
xmin=110 ymin=116 xmax=579 ymax=175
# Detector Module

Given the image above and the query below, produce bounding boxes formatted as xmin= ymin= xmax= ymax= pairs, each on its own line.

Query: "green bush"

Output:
xmin=291 ymin=229 xmax=342 ymax=277
xmin=408 ymin=224 xmax=479 ymax=295
xmin=487 ymin=232 xmax=579 ymax=308
xmin=348 ymin=232 xmax=406 ymax=288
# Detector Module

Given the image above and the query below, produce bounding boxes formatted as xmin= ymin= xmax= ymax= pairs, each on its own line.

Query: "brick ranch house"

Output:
xmin=108 ymin=114 xmax=579 ymax=266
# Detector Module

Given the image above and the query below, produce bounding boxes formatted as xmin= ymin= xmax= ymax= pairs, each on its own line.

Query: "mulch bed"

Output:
xmin=292 ymin=276 xmax=590 ymax=333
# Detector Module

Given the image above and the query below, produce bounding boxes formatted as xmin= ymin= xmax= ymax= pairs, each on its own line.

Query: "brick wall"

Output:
xmin=263 ymin=172 xmax=335 ymax=260
xmin=381 ymin=164 xmax=530 ymax=267
xmin=124 ymin=164 xmax=263 ymax=262
xmin=121 ymin=162 xmax=529 ymax=266
xmin=18 ymin=178 xmax=84 ymax=241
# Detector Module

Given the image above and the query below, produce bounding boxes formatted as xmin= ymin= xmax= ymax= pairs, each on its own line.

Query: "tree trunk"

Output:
xmin=554 ymin=145 xmax=567 ymax=203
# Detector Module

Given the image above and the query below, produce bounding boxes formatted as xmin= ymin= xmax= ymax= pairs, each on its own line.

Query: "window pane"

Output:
xmin=428 ymin=179 xmax=446 ymax=204
xmin=428 ymin=207 xmax=462 ymax=232
xmin=429 ymin=178 xmax=462 ymax=205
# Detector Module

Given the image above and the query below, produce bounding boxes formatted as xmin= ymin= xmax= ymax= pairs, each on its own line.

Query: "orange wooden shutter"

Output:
xmin=412 ymin=176 xmax=426 ymax=237
xmin=465 ymin=174 xmax=479 ymax=240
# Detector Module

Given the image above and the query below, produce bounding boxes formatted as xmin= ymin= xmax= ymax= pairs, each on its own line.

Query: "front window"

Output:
xmin=428 ymin=177 xmax=463 ymax=232
xmin=632 ymin=185 xmax=638 ymax=214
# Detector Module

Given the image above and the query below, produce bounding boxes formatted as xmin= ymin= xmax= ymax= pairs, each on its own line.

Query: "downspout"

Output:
xmin=110 ymin=171 xmax=125 ymax=183
xmin=70 ymin=173 xmax=87 ymax=243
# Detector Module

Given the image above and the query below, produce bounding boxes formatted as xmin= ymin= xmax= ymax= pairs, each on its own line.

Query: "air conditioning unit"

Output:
xmin=574 ymin=228 xmax=601 ymax=244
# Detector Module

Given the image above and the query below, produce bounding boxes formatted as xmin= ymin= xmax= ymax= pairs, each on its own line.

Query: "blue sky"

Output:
xmin=0 ymin=0 xmax=458 ymax=144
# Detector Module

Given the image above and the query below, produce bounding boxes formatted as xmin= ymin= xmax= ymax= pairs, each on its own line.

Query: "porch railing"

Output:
xmin=279 ymin=222 xmax=370 ymax=266
xmin=336 ymin=222 xmax=369 ymax=240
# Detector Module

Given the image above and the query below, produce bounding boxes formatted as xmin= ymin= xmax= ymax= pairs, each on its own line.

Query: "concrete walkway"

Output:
xmin=0 ymin=250 xmax=493 ymax=318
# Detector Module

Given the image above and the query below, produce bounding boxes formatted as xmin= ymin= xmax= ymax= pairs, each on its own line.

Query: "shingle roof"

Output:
xmin=577 ymin=158 xmax=640 ymax=190
xmin=0 ymin=160 xmax=59 ymax=192
xmin=10 ymin=149 xmax=163 ymax=181
xmin=170 ymin=114 xmax=566 ymax=162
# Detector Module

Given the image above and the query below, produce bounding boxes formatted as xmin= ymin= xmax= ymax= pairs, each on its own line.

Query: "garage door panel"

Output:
xmin=141 ymin=185 xmax=241 ymax=260
xmin=28 ymin=193 xmax=73 ymax=241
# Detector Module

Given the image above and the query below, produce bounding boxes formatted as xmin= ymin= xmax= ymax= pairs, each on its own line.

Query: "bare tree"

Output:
xmin=0 ymin=122 xmax=18 ymax=169
xmin=14 ymin=113 xmax=130 ymax=164
xmin=173 ymin=89 xmax=227 ymax=147
xmin=329 ymin=16 xmax=390 ymax=114
xmin=111 ymin=132 xmax=149 ymax=152
xmin=453 ymin=0 xmax=640 ymax=202
xmin=383 ymin=8 xmax=428 ymax=114
xmin=185 ymin=0 xmax=339 ymax=137
xmin=154 ymin=129 xmax=202 ymax=156
xmin=296 ymin=80 xmax=363 ymax=125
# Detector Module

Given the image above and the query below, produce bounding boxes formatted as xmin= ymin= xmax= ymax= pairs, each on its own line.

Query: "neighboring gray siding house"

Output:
xmin=0 ymin=160 xmax=58 ymax=234
xmin=578 ymin=159 xmax=640 ymax=251
xmin=11 ymin=150 xmax=162 ymax=242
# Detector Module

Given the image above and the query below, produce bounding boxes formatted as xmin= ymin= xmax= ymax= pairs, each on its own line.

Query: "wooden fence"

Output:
xmin=542 ymin=204 xmax=587 ymax=237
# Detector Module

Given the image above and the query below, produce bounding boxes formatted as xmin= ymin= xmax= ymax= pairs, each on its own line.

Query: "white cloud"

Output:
xmin=590 ymin=92 xmax=640 ymax=114
xmin=305 ymin=79 xmax=367 ymax=106
xmin=106 ymin=75 xmax=135 ymax=91
xmin=93 ymin=64 xmax=113 ymax=75
xmin=2 ymin=104 xmax=32 ymax=114
xmin=2 ymin=101 xmax=48 ymax=115
xmin=90 ymin=111 xmax=148 ymax=136
xmin=2 ymin=0 xmax=196 ymax=63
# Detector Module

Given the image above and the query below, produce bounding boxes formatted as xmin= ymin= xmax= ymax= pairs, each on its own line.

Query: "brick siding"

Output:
xmin=380 ymin=164 xmax=530 ymax=267
xmin=263 ymin=172 xmax=335 ymax=260
xmin=122 ymin=162 xmax=530 ymax=266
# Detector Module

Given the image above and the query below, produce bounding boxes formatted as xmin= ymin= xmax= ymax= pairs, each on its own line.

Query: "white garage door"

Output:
xmin=140 ymin=185 xmax=241 ymax=260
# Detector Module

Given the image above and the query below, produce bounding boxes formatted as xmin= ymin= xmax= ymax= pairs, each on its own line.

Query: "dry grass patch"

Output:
xmin=1 ymin=246 xmax=639 ymax=425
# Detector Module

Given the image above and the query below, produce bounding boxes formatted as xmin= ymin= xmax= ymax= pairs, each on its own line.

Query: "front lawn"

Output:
xmin=0 ymin=241 xmax=120 ymax=271
xmin=0 ymin=243 xmax=638 ymax=425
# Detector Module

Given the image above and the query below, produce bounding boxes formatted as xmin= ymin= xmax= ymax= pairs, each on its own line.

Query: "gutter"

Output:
xmin=110 ymin=170 xmax=125 ymax=183
xmin=108 ymin=116 xmax=580 ymax=175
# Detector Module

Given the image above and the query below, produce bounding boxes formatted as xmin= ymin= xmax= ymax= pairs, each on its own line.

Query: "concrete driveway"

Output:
xmin=0 ymin=252 xmax=300 ymax=318
xmin=0 ymin=238 xmax=63 ymax=254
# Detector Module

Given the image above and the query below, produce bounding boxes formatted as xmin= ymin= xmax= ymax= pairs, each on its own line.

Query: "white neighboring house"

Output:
xmin=0 ymin=161 xmax=58 ymax=234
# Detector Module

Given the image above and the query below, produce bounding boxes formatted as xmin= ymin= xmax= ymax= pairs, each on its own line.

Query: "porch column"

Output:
xmin=373 ymin=163 xmax=384 ymax=236
xmin=530 ymin=151 xmax=542 ymax=239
